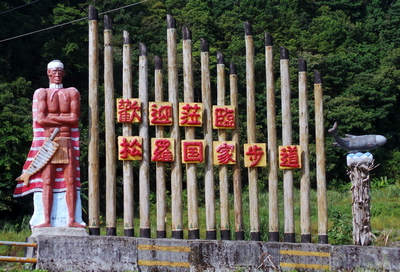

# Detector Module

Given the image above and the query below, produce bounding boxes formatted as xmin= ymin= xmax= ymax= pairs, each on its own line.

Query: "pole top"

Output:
xmin=155 ymin=55 xmax=163 ymax=70
xmin=201 ymin=38 xmax=209 ymax=52
xmin=182 ymin=27 xmax=191 ymax=40
xmin=217 ymin=51 xmax=224 ymax=65
xmin=244 ymin=22 xmax=253 ymax=36
xmin=89 ymin=5 xmax=98 ymax=21
xmin=314 ymin=70 xmax=322 ymax=83
xmin=280 ymin=46 xmax=289 ymax=60
xmin=298 ymin=58 xmax=307 ymax=72
xmin=167 ymin=14 xmax=176 ymax=29
xmin=123 ymin=30 xmax=130 ymax=44
xmin=139 ymin=42 xmax=147 ymax=56
xmin=104 ymin=15 xmax=112 ymax=30
xmin=230 ymin=62 xmax=237 ymax=75
xmin=265 ymin=33 xmax=273 ymax=46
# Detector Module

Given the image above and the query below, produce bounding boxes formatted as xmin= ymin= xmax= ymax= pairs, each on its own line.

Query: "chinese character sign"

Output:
xmin=213 ymin=141 xmax=236 ymax=165
xmin=279 ymin=145 xmax=302 ymax=169
xmin=179 ymin=103 xmax=203 ymax=127
xmin=182 ymin=140 xmax=205 ymax=163
xmin=151 ymin=138 xmax=174 ymax=162
xmin=244 ymin=143 xmax=267 ymax=167
xmin=213 ymin=106 xmax=236 ymax=129
xmin=118 ymin=136 xmax=143 ymax=160
xmin=117 ymin=98 xmax=141 ymax=123
xmin=149 ymin=102 xmax=173 ymax=126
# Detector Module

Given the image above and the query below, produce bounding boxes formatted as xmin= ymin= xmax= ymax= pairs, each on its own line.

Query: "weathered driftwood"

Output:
xmin=348 ymin=162 xmax=375 ymax=246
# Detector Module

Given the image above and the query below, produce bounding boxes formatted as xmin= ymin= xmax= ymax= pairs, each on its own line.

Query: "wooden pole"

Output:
xmin=122 ymin=30 xmax=134 ymax=237
xmin=299 ymin=59 xmax=311 ymax=243
xmin=139 ymin=42 xmax=150 ymax=238
xmin=230 ymin=62 xmax=244 ymax=240
xmin=265 ymin=33 xmax=279 ymax=242
xmin=244 ymin=22 xmax=260 ymax=241
xmin=182 ymin=27 xmax=199 ymax=239
xmin=280 ymin=46 xmax=295 ymax=243
xmin=167 ymin=15 xmax=183 ymax=239
xmin=217 ymin=51 xmax=230 ymax=240
xmin=104 ymin=15 xmax=116 ymax=236
xmin=201 ymin=38 xmax=216 ymax=240
xmin=314 ymin=70 xmax=328 ymax=244
xmin=88 ymin=5 xmax=100 ymax=236
xmin=155 ymin=55 xmax=167 ymax=239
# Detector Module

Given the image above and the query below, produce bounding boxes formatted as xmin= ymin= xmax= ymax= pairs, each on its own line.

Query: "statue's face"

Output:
xmin=47 ymin=68 xmax=65 ymax=84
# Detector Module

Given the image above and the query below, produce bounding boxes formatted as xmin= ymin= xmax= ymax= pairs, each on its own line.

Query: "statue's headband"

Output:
xmin=47 ymin=60 xmax=64 ymax=70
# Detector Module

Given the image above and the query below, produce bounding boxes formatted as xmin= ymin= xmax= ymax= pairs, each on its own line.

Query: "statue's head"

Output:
xmin=47 ymin=60 xmax=65 ymax=85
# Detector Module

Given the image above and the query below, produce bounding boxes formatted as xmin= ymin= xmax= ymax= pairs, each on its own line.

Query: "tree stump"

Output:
xmin=347 ymin=152 xmax=375 ymax=246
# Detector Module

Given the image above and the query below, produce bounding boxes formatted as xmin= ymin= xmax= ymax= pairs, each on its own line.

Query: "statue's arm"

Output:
xmin=36 ymin=89 xmax=63 ymax=127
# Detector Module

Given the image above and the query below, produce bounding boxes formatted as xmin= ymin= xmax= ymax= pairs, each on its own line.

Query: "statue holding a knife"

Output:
xmin=14 ymin=60 xmax=85 ymax=229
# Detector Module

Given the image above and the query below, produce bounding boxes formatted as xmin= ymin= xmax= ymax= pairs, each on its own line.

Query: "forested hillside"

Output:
xmin=1 ymin=0 xmax=400 ymax=221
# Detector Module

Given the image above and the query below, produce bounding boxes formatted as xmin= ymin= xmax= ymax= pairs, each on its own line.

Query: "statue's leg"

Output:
xmin=34 ymin=164 xmax=54 ymax=228
xmin=65 ymin=141 xmax=85 ymax=228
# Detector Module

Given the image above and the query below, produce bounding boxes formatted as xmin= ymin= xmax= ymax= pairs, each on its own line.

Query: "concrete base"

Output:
xmin=31 ymin=227 xmax=88 ymax=238
xmin=34 ymin=235 xmax=400 ymax=272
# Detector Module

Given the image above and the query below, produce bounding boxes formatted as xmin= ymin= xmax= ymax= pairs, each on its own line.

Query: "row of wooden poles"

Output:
xmin=87 ymin=5 xmax=328 ymax=243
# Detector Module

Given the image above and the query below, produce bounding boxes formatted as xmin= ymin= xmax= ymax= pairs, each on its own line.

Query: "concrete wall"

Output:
xmin=34 ymin=235 xmax=400 ymax=271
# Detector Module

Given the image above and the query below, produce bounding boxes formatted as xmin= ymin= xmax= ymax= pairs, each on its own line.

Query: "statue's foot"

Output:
xmin=68 ymin=221 xmax=86 ymax=228
xmin=33 ymin=222 xmax=52 ymax=228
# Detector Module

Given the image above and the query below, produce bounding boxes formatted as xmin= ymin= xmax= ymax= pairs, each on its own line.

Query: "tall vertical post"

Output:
xmin=201 ymin=38 xmax=216 ymax=240
xmin=155 ymin=56 xmax=167 ymax=239
xmin=88 ymin=5 xmax=100 ymax=236
xmin=299 ymin=59 xmax=311 ymax=243
xmin=139 ymin=43 xmax=150 ymax=238
xmin=104 ymin=15 xmax=116 ymax=236
xmin=265 ymin=33 xmax=279 ymax=242
xmin=230 ymin=62 xmax=244 ymax=240
xmin=167 ymin=14 xmax=183 ymax=239
xmin=217 ymin=51 xmax=230 ymax=240
xmin=244 ymin=22 xmax=260 ymax=241
xmin=122 ymin=30 xmax=134 ymax=237
xmin=280 ymin=46 xmax=295 ymax=243
xmin=314 ymin=70 xmax=328 ymax=244
xmin=182 ymin=27 xmax=199 ymax=240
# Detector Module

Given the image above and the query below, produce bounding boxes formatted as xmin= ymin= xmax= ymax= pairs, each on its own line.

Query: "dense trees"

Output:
xmin=1 ymin=0 xmax=400 ymax=220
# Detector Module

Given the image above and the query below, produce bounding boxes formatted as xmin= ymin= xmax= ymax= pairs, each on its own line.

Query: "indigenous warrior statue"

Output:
xmin=14 ymin=60 xmax=85 ymax=228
